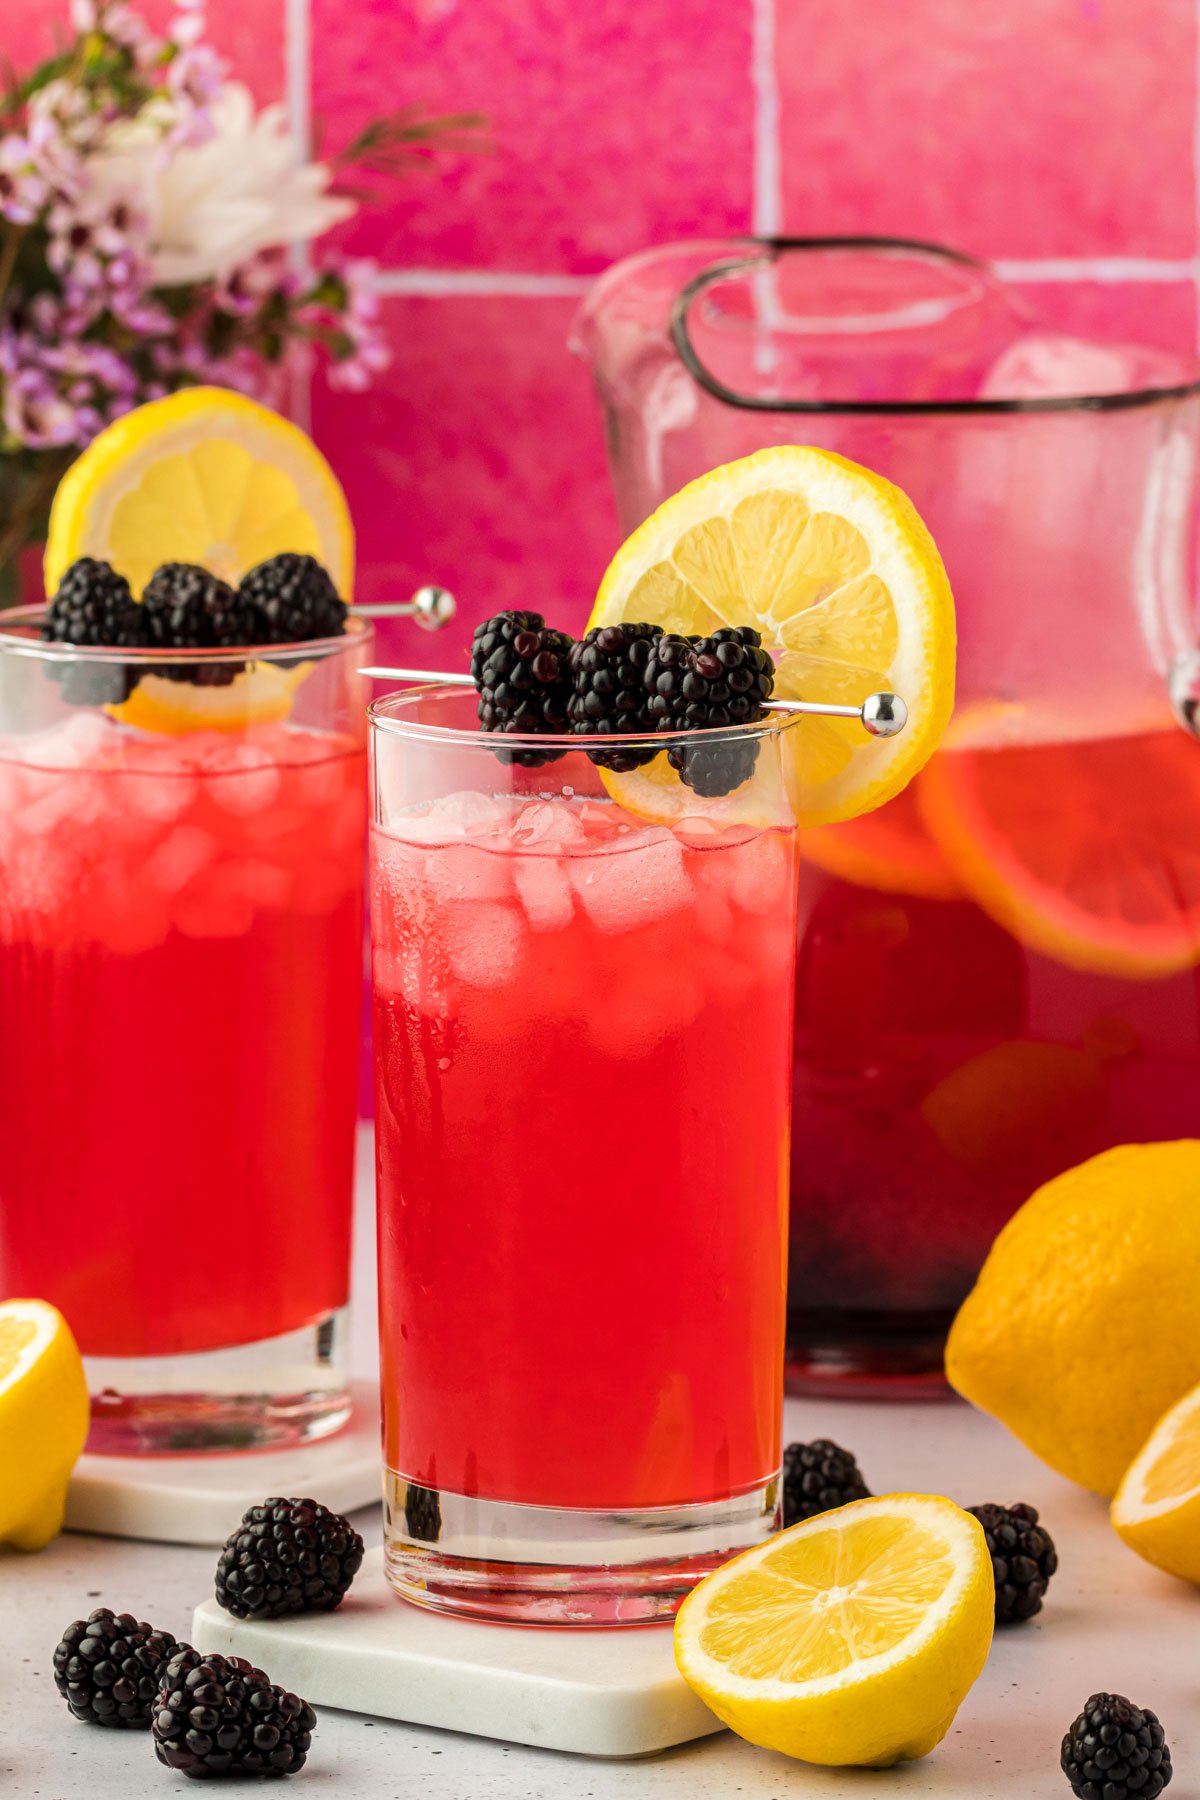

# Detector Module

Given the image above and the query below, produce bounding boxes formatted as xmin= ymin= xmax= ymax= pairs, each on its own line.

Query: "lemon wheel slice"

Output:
xmin=588 ymin=447 xmax=956 ymax=827
xmin=0 ymin=1299 xmax=89 ymax=1552
xmin=674 ymin=1493 xmax=993 ymax=1768
xmin=45 ymin=387 xmax=354 ymax=601
xmin=106 ymin=660 xmax=315 ymax=735
xmin=1112 ymin=1379 xmax=1200 ymax=1584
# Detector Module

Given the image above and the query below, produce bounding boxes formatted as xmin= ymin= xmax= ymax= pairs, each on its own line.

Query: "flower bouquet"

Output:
xmin=0 ymin=0 xmax=482 ymax=601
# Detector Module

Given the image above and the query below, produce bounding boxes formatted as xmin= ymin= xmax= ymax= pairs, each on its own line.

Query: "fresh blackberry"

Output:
xmin=214 ymin=1497 xmax=364 ymax=1621
xmin=152 ymin=1647 xmax=316 ymax=1779
xmin=782 ymin=1439 xmax=872 ymax=1527
xmin=142 ymin=562 xmax=257 ymax=687
xmin=565 ymin=622 xmax=663 ymax=770
xmin=53 ymin=1607 xmax=180 ymax=1729
xmin=644 ymin=626 xmax=775 ymax=797
xmin=1061 ymin=1694 xmax=1172 ymax=1800
xmin=470 ymin=610 xmax=573 ymax=767
xmin=41 ymin=558 xmax=148 ymax=704
xmin=238 ymin=554 xmax=347 ymax=644
xmin=403 ymin=1482 xmax=442 ymax=1543
xmin=967 ymin=1501 xmax=1058 ymax=1623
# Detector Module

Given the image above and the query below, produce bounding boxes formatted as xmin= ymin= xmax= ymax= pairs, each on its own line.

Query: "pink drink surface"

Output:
xmin=0 ymin=712 xmax=365 ymax=1359
xmin=372 ymin=791 xmax=796 ymax=1512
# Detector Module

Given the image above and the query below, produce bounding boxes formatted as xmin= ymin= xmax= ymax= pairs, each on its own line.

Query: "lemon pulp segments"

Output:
xmin=44 ymin=386 xmax=354 ymax=601
xmin=587 ymin=447 xmax=955 ymax=828
xmin=1112 ymin=1380 xmax=1200 ymax=1584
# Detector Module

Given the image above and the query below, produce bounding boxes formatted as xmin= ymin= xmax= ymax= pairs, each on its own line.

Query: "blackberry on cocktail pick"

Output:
xmin=1061 ymin=1693 xmax=1172 ymax=1800
xmin=566 ymin=622 xmax=663 ymax=770
xmin=238 ymin=554 xmax=347 ymax=644
xmin=782 ymin=1439 xmax=872 ymax=1527
xmin=41 ymin=557 xmax=149 ymax=704
xmin=470 ymin=610 xmax=574 ymax=766
xmin=644 ymin=625 xmax=775 ymax=796
xmin=214 ymin=1496 xmax=364 ymax=1621
xmin=52 ymin=1607 xmax=180 ymax=1728
xmin=152 ymin=1646 xmax=316 ymax=1779
xmin=142 ymin=561 xmax=257 ymax=687
xmin=966 ymin=1501 xmax=1058 ymax=1623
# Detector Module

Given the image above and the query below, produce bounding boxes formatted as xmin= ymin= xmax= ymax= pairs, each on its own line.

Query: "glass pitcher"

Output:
xmin=573 ymin=237 xmax=1200 ymax=1396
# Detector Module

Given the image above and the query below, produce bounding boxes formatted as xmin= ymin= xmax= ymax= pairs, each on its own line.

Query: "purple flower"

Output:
xmin=326 ymin=258 xmax=390 ymax=391
xmin=0 ymin=136 xmax=54 ymax=226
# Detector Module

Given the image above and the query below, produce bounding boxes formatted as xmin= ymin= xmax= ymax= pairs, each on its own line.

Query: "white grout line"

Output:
xmin=994 ymin=257 xmax=1199 ymax=283
xmin=371 ymin=269 xmax=595 ymax=298
xmin=283 ymin=0 xmax=313 ymax=432
xmin=750 ymin=0 xmax=782 ymax=237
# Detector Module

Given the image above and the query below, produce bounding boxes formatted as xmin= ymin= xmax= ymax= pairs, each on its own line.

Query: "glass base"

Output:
xmin=785 ymin=1310 xmax=955 ymax=1401
xmin=85 ymin=1307 xmax=353 ymax=1454
xmin=383 ymin=1468 xmax=781 ymax=1624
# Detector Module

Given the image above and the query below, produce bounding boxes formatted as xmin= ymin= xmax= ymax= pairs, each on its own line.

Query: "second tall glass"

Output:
xmin=370 ymin=687 xmax=800 ymax=1624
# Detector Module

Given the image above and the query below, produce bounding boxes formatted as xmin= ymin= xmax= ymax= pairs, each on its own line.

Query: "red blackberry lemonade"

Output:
xmin=0 ymin=611 xmax=371 ymax=1451
xmin=370 ymin=686 xmax=800 ymax=1623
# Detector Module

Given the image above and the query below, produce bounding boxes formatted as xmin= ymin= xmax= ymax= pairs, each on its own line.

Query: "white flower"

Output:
xmin=85 ymin=83 xmax=355 ymax=287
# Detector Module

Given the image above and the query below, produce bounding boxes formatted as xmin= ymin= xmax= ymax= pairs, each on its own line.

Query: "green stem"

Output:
xmin=0 ymin=225 xmax=25 ymax=313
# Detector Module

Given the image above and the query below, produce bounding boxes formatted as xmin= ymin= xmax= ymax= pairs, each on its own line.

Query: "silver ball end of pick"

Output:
xmin=861 ymin=691 xmax=908 ymax=738
xmin=411 ymin=585 xmax=456 ymax=630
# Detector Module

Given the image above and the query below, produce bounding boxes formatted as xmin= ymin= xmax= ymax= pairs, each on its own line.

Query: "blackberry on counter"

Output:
xmin=41 ymin=558 xmax=148 ymax=703
xmin=53 ymin=1607 xmax=180 ymax=1729
xmin=403 ymin=1481 xmax=442 ymax=1544
xmin=967 ymin=1502 xmax=1058 ymax=1624
xmin=152 ymin=1647 xmax=316 ymax=1779
xmin=1061 ymin=1694 xmax=1172 ymax=1800
xmin=566 ymin=622 xmax=662 ymax=770
xmin=782 ymin=1439 xmax=872 ymax=1527
xmin=142 ymin=561 xmax=257 ymax=686
xmin=238 ymin=554 xmax=348 ymax=644
xmin=214 ymin=1497 xmax=364 ymax=1621
xmin=644 ymin=626 xmax=775 ymax=796
xmin=470 ymin=609 xmax=574 ymax=766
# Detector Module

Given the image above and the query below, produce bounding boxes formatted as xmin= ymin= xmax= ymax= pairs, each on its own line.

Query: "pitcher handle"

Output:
xmin=669 ymin=235 xmax=988 ymax=415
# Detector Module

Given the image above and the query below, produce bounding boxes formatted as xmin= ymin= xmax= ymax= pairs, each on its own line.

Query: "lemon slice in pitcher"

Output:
xmin=587 ymin=447 xmax=955 ymax=827
xmin=45 ymin=387 xmax=354 ymax=601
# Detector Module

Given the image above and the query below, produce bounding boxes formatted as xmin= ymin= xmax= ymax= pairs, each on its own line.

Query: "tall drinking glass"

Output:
xmin=0 ymin=609 xmax=371 ymax=1451
xmin=370 ymin=687 xmax=800 ymax=1623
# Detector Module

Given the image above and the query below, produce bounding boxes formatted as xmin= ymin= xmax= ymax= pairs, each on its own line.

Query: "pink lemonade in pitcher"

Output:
xmin=789 ymin=725 xmax=1200 ymax=1385
xmin=0 ymin=712 xmax=365 ymax=1364
xmin=372 ymin=787 xmax=797 ymax=1511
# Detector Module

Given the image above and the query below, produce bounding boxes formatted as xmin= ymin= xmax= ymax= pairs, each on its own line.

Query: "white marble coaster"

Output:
xmin=65 ymin=1381 xmax=380 ymax=1546
xmin=191 ymin=1547 xmax=722 ymax=1758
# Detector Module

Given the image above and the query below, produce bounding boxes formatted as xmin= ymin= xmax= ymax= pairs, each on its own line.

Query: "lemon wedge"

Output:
xmin=587 ymin=447 xmax=956 ymax=827
xmin=106 ymin=660 xmax=314 ymax=735
xmin=1112 ymin=1379 xmax=1200 ymax=1584
xmin=0 ymin=1299 xmax=89 ymax=1551
xmin=674 ymin=1493 xmax=993 ymax=1768
xmin=45 ymin=387 xmax=353 ymax=601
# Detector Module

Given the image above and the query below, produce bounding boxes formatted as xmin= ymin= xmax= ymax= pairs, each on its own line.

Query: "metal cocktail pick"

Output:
xmin=355 ymin=586 xmax=458 ymax=629
xmin=357 ymin=664 xmax=909 ymax=739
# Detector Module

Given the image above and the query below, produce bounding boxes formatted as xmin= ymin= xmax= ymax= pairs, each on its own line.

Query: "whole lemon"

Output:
xmin=945 ymin=1141 xmax=1200 ymax=1497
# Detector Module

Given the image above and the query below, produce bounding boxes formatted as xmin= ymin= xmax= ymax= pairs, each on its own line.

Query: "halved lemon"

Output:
xmin=674 ymin=1493 xmax=993 ymax=1768
xmin=919 ymin=728 xmax=1200 ymax=978
xmin=0 ymin=1299 xmax=89 ymax=1552
xmin=800 ymin=779 xmax=963 ymax=899
xmin=1112 ymin=1380 xmax=1200 ymax=1584
xmin=45 ymin=387 xmax=354 ymax=601
xmin=587 ymin=447 xmax=956 ymax=828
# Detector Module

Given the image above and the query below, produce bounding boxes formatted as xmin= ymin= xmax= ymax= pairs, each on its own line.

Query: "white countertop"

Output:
xmin=4 ymin=1129 xmax=1195 ymax=1798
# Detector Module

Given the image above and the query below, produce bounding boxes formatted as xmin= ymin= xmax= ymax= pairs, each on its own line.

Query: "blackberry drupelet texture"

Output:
xmin=644 ymin=626 xmax=776 ymax=796
xmin=41 ymin=558 xmax=148 ymax=702
xmin=1061 ymin=1693 xmax=1172 ymax=1800
xmin=403 ymin=1481 xmax=442 ymax=1543
xmin=967 ymin=1501 xmax=1058 ymax=1623
xmin=214 ymin=1496 xmax=364 ymax=1621
xmin=53 ymin=1607 xmax=180 ymax=1728
xmin=566 ymin=622 xmax=663 ymax=770
xmin=142 ymin=562 xmax=257 ymax=686
xmin=471 ymin=610 xmax=574 ymax=766
xmin=152 ymin=1648 xmax=317 ymax=1779
xmin=782 ymin=1439 xmax=872 ymax=1527
xmin=238 ymin=554 xmax=347 ymax=644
